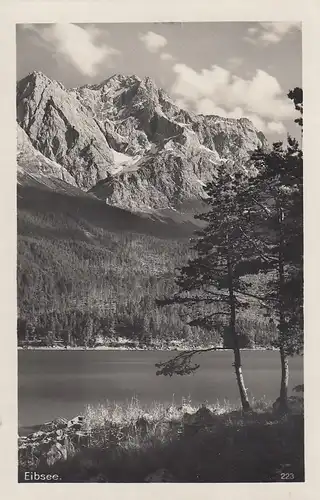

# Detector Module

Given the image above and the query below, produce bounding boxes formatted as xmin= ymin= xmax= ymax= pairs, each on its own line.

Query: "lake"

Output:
xmin=18 ymin=349 xmax=303 ymax=434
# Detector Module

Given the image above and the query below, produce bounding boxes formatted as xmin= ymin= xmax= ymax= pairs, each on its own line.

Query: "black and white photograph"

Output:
xmin=16 ymin=20 xmax=304 ymax=483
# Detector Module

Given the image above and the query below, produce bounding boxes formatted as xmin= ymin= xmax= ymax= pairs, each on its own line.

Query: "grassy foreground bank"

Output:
xmin=19 ymin=397 xmax=304 ymax=483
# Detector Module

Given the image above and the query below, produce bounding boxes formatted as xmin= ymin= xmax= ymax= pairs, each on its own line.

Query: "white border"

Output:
xmin=0 ymin=1 xmax=319 ymax=499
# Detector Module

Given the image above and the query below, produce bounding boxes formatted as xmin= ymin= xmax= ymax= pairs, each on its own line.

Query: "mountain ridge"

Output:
xmin=16 ymin=71 xmax=277 ymax=353
xmin=17 ymin=70 xmax=268 ymax=212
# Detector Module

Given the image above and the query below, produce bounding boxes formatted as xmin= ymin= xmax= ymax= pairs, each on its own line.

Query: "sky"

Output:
xmin=16 ymin=22 xmax=302 ymax=142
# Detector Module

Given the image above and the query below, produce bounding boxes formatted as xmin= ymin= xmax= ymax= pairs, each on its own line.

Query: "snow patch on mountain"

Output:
xmin=17 ymin=71 xmax=268 ymax=212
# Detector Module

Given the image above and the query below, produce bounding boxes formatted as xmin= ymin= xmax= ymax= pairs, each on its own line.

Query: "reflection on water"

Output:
xmin=18 ymin=350 xmax=303 ymax=432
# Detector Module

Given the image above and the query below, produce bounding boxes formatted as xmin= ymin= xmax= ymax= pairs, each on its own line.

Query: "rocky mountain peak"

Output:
xmin=17 ymin=71 xmax=268 ymax=212
xmin=17 ymin=71 xmax=65 ymax=97
xmin=22 ymin=70 xmax=51 ymax=84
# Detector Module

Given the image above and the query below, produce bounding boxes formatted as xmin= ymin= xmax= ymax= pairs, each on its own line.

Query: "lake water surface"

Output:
xmin=18 ymin=350 xmax=303 ymax=434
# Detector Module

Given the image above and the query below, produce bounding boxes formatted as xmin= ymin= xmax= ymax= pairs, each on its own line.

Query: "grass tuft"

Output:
xmin=19 ymin=397 xmax=304 ymax=483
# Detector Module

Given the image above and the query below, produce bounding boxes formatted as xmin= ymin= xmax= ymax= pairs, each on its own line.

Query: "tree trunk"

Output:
xmin=279 ymin=345 xmax=289 ymax=412
xmin=234 ymin=344 xmax=251 ymax=411
xmin=278 ymin=206 xmax=289 ymax=412
xmin=227 ymin=246 xmax=251 ymax=412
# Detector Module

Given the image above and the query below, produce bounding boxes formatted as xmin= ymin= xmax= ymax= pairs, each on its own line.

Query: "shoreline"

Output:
xmin=18 ymin=400 xmax=304 ymax=482
xmin=18 ymin=345 xmax=277 ymax=352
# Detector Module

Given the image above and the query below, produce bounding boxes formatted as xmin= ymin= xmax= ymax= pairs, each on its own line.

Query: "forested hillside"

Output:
xmin=16 ymin=71 xmax=280 ymax=349
xmin=17 ymin=181 xmax=276 ymax=349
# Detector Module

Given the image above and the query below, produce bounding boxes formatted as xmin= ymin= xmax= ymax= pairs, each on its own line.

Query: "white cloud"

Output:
xmin=27 ymin=23 xmax=119 ymax=76
xmin=260 ymin=31 xmax=283 ymax=44
xmin=247 ymin=27 xmax=258 ymax=35
xmin=195 ymin=98 xmax=285 ymax=135
xmin=249 ymin=114 xmax=267 ymax=132
xmin=196 ymin=99 xmax=228 ymax=116
xmin=226 ymin=57 xmax=243 ymax=70
xmin=160 ymin=52 xmax=174 ymax=61
xmin=173 ymin=98 xmax=191 ymax=112
xmin=243 ymin=37 xmax=256 ymax=45
xmin=139 ymin=31 xmax=167 ymax=53
xmin=171 ymin=63 xmax=296 ymax=123
xmin=260 ymin=22 xmax=301 ymax=35
xmin=245 ymin=22 xmax=301 ymax=45
xmin=267 ymin=121 xmax=286 ymax=134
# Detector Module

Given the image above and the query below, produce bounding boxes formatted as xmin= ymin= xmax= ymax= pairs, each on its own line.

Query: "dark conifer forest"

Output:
xmin=17 ymin=181 xmax=278 ymax=349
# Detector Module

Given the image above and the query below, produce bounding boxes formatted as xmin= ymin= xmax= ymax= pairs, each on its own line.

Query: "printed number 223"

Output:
xmin=281 ymin=473 xmax=294 ymax=480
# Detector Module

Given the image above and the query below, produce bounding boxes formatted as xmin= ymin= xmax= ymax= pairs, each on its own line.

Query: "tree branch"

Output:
xmin=155 ymin=346 xmax=227 ymax=377
xmin=156 ymin=294 xmax=228 ymax=307
xmin=237 ymin=226 xmax=277 ymax=265
xmin=250 ymin=195 xmax=272 ymax=216
xmin=203 ymin=288 xmax=229 ymax=299
xmin=234 ymin=289 xmax=275 ymax=302
xmin=188 ymin=311 xmax=229 ymax=326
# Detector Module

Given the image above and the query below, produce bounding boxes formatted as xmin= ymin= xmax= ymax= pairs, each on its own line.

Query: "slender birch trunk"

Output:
xmin=227 ymin=246 xmax=251 ymax=412
xmin=278 ymin=206 xmax=289 ymax=412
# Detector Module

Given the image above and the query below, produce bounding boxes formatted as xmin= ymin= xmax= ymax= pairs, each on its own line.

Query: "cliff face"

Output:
xmin=17 ymin=72 xmax=114 ymax=189
xmin=17 ymin=123 xmax=77 ymax=187
xmin=17 ymin=71 xmax=267 ymax=211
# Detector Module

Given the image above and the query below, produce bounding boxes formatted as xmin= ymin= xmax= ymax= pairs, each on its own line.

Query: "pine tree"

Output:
xmin=156 ymin=166 xmax=260 ymax=411
xmin=288 ymin=87 xmax=303 ymax=129
xmin=238 ymin=90 xmax=303 ymax=412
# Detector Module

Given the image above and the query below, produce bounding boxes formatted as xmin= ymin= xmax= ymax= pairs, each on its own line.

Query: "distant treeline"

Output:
xmin=17 ymin=207 xmax=277 ymax=348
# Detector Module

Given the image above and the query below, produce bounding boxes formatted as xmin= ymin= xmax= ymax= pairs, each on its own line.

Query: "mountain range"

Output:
xmin=17 ymin=71 xmax=274 ymax=347
xmin=17 ymin=71 xmax=267 ymax=216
